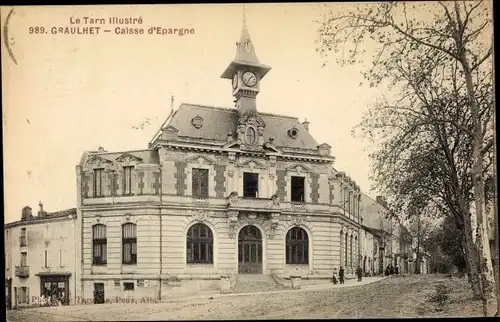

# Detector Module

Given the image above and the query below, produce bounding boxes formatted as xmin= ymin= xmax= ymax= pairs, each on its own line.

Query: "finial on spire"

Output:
xmin=243 ymin=4 xmax=246 ymax=25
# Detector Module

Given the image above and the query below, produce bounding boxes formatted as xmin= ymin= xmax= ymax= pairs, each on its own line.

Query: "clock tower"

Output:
xmin=221 ymin=18 xmax=271 ymax=118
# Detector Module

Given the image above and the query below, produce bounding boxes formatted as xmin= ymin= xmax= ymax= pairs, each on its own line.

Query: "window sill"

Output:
xmin=187 ymin=263 xmax=214 ymax=267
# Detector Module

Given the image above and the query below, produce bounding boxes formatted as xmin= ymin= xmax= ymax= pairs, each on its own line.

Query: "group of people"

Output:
xmin=384 ymin=264 xmax=399 ymax=276
xmin=332 ymin=266 xmax=365 ymax=284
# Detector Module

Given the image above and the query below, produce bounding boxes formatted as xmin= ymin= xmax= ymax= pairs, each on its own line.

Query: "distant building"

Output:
xmin=4 ymin=203 xmax=78 ymax=309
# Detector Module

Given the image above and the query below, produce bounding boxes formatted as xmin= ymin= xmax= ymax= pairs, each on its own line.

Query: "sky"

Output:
xmin=2 ymin=3 xmax=383 ymax=223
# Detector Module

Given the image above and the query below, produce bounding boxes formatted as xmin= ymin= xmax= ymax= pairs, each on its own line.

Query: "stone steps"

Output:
xmin=230 ymin=274 xmax=288 ymax=294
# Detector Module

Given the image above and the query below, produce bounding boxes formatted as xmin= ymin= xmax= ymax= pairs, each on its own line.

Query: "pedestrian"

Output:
xmin=339 ymin=266 xmax=345 ymax=284
xmin=332 ymin=268 xmax=339 ymax=284
xmin=395 ymin=265 xmax=399 ymax=275
xmin=356 ymin=266 xmax=363 ymax=282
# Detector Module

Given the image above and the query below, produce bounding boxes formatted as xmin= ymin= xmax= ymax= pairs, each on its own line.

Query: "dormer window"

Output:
xmin=288 ymin=127 xmax=299 ymax=139
xmin=244 ymin=40 xmax=251 ymax=52
xmin=245 ymin=126 xmax=256 ymax=145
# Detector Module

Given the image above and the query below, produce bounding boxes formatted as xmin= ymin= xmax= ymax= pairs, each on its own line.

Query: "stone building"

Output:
xmin=359 ymin=194 xmax=404 ymax=275
xmin=75 ymin=21 xmax=364 ymax=301
xmin=4 ymin=204 xmax=78 ymax=309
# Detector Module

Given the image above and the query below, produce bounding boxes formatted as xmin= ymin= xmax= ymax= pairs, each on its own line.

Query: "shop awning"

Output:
xmin=35 ymin=272 xmax=72 ymax=277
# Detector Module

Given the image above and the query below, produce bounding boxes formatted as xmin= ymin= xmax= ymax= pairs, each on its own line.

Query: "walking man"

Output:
xmin=339 ymin=266 xmax=345 ymax=284
xmin=356 ymin=266 xmax=363 ymax=282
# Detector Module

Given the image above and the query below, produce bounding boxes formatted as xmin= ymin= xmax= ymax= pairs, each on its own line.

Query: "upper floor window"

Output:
xmin=243 ymin=172 xmax=259 ymax=198
xmin=20 ymin=228 xmax=27 ymax=247
xmin=344 ymin=189 xmax=350 ymax=213
xmin=192 ymin=168 xmax=209 ymax=198
xmin=122 ymin=223 xmax=137 ymax=265
xmin=20 ymin=252 xmax=27 ymax=266
xmin=186 ymin=223 xmax=214 ymax=264
xmin=92 ymin=224 xmax=107 ymax=265
xmin=94 ymin=168 xmax=104 ymax=197
xmin=123 ymin=166 xmax=133 ymax=195
xmin=291 ymin=176 xmax=305 ymax=202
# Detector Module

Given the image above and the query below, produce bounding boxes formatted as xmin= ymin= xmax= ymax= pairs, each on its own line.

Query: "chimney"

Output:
xmin=98 ymin=146 xmax=106 ymax=153
xmin=21 ymin=206 xmax=33 ymax=221
xmin=38 ymin=201 xmax=48 ymax=219
xmin=302 ymin=118 xmax=310 ymax=131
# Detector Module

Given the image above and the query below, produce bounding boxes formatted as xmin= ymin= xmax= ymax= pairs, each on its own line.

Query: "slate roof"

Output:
xmin=5 ymin=208 xmax=77 ymax=228
xmin=165 ymin=103 xmax=320 ymax=151
xmin=362 ymin=225 xmax=391 ymax=238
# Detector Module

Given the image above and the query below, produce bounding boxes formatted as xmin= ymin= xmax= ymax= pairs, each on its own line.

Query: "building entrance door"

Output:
xmin=5 ymin=278 xmax=12 ymax=310
xmin=238 ymin=225 xmax=262 ymax=274
xmin=93 ymin=283 xmax=105 ymax=304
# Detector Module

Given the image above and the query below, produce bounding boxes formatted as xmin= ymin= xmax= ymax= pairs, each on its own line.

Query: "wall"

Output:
xmin=5 ymin=216 xmax=78 ymax=308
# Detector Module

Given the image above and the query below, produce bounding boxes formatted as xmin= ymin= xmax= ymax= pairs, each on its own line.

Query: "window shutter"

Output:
xmin=27 ymin=288 xmax=30 ymax=304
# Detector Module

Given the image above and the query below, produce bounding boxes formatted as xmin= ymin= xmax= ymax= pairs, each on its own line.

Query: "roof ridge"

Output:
xmin=180 ymin=102 xmax=299 ymax=120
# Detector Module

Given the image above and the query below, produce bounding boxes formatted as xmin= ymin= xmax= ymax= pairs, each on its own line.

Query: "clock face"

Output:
xmin=242 ymin=71 xmax=257 ymax=87
xmin=232 ymin=73 xmax=238 ymax=89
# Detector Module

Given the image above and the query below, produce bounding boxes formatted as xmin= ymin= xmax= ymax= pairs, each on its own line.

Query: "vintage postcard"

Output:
xmin=2 ymin=2 xmax=497 ymax=320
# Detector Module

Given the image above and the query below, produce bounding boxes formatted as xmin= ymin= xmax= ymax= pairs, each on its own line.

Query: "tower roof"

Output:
xmin=234 ymin=23 xmax=259 ymax=63
xmin=221 ymin=21 xmax=271 ymax=79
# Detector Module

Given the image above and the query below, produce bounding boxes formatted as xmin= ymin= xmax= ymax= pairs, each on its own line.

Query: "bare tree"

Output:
xmin=317 ymin=1 xmax=495 ymax=315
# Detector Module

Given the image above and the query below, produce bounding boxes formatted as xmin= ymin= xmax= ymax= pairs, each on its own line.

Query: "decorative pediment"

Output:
xmin=115 ymin=153 xmax=143 ymax=164
xmin=185 ymin=155 xmax=215 ymax=165
xmin=86 ymin=155 xmax=112 ymax=167
xmin=238 ymin=159 xmax=267 ymax=170
xmin=317 ymin=143 xmax=332 ymax=157
xmin=238 ymin=113 xmax=266 ymax=128
xmin=286 ymin=163 xmax=313 ymax=174
xmin=222 ymin=140 xmax=240 ymax=149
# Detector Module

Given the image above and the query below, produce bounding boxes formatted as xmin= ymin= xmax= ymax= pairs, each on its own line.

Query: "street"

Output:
xmin=6 ymin=275 xmax=482 ymax=321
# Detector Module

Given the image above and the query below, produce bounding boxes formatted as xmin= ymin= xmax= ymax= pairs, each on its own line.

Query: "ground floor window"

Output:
xmin=286 ymin=227 xmax=309 ymax=264
xmin=18 ymin=287 xmax=29 ymax=304
xmin=187 ymin=223 xmax=214 ymax=264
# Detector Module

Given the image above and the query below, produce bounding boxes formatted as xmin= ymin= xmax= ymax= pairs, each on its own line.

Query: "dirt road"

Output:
xmin=6 ymin=275 xmax=483 ymax=321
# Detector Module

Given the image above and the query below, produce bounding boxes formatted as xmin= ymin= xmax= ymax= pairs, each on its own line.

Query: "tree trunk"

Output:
xmin=460 ymin=51 xmax=497 ymax=315
xmin=461 ymin=228 xmax=482 ymax=298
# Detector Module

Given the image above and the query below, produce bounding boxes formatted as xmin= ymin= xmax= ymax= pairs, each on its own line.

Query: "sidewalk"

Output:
xmin=161 ymin=276 xmax=388 ymax=304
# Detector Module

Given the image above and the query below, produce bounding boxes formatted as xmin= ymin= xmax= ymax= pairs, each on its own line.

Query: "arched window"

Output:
xmin=286 ymin=227 xmax=309 ymax=264
xmin=345 ymin=233 xmax=348 ymax=266
xmin=349 ymin=235 xmax=353 ymax=269
xmin=122 ymin=223 xmax=137 ymax=264
xmin=92 ymin=224 xmax=107 ymax=265
xmin=340 ymin=230 xmax=344 ymax=267
xmin=187 ymin=223 xmax=213 ymax=264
